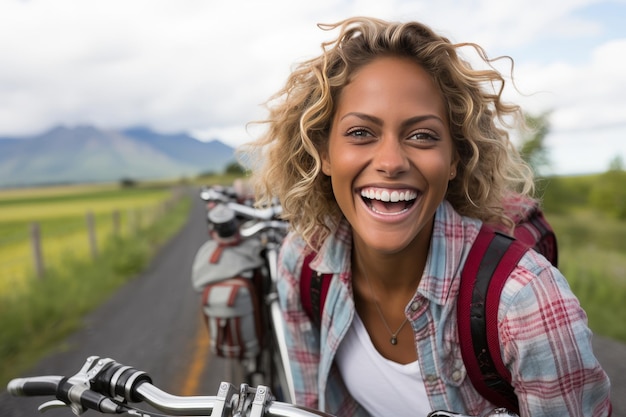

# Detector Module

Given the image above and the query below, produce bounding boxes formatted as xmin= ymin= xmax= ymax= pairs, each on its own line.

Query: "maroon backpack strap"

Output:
xmin=300 ymin=251 xmax=332 ymax=327
xmin=458 ymin=225 xmax=527 ymax=414
xmin=513 ymin=207 xmax=558 ymax=267
xmin=300 ymin=251 xmax=316 ymax=323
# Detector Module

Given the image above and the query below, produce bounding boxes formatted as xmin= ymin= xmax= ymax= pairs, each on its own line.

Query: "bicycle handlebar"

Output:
xmin=7 ymin=356 xmax=333 ymax=417
xmin=6 ymin=355 xmax=519 ymax=417
xmin=227 ymin=202 xmax=282 ymax=222
xmin=200 ymin=186 xmax=282 ymax=221
xmin=239 ymin=220 xmax=289 ymax=239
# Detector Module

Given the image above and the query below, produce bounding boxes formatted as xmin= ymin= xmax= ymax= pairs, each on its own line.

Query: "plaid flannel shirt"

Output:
xmin=276 ymin=200 xmax=611 ymax=417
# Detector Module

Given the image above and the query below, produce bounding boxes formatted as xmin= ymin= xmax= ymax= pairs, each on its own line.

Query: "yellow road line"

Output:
xmin=180 ymin=311 xmax=211 ymax=396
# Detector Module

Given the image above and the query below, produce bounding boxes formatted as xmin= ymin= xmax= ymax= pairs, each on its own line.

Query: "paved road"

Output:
xmin=0 ymin=192 xmax=623 ymax=416
xmin=594 ymin=336 xmax=626 ymax=416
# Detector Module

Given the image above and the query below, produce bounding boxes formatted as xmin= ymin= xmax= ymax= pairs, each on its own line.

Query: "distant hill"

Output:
xmin=0 ymin=125 xmax=236 ymax=188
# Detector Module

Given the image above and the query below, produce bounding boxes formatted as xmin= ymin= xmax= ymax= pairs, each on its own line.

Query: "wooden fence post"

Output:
xmin=112 ymin=210 xmax=120 ymax=237
xmin=86 ymin=211 xmax=98 ymax=259
xmin=129 ymin=208 xmax=139 ymax=235
xmin=30 ymin=222 xmax=45 ymax=279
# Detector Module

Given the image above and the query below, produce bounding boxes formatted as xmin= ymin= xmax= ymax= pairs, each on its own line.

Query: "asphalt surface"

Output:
xmin=0 ymin=193 xmax=623 ymax=416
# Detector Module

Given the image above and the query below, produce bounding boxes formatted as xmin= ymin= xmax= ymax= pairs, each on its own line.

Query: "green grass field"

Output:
xmin=0 ymin=184 xmax=175 ymax=292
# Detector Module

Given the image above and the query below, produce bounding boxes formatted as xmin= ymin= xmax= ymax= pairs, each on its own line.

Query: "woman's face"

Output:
xmin=322 ymin=56 xmax=458 ymax=255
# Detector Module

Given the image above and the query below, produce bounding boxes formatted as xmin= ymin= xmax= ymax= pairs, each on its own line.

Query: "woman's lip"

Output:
xmin=357 ymin=185 xmax=418 ymax=192
xmin=357 ymin=192 xmax=420 ymax=222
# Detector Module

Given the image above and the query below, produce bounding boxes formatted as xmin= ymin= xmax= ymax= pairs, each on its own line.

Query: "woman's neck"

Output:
xmin=351 ymin=223 xmax=431 ymax=295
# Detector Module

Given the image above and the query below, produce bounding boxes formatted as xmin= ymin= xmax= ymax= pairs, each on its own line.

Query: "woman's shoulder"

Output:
xmin=500 ymin=249 xmax=572 ymax=318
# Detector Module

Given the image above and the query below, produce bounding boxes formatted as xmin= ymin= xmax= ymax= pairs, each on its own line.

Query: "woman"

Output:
xmin=242 ymin=17 xmax=611 ymax=417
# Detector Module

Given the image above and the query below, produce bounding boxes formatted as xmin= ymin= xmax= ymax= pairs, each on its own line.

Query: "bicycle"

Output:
xmin=6 ymin=185 xmax=519 ymax=417
xmin=194 ymin=185 xmax=295 ymax=403
xmin=7 ymin=355 xmax=518 ymax=417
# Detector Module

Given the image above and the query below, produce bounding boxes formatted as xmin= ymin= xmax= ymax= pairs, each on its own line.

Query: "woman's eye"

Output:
xmin=408 ymin=131 xmax=439 ymax=142
xmin=346 ymin=128 xmax=373 ymax=138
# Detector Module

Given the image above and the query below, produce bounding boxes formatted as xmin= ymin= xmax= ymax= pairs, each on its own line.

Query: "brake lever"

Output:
xmin=61 ymin=355 xmax=107 ymax=415
xmin=38 ymin=399 xmax=69 ymax=413
xmin=30 ymin=357 xmax=105 ymax=415
xmin=429 ymin=409 xmax=518 ymax=417
xmin=49 ymin=356 xmax=124 ymax=415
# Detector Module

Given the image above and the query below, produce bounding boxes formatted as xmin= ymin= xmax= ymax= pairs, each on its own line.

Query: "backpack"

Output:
xmin=192 ymin=236 xmax=266 ymax=360
xmin=201 ymin=272 xmax=265 ymax=359
xmin=300 ymin=200 xmax=557 ymax=415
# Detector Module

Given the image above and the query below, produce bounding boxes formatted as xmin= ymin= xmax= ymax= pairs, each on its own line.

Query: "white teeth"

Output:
xmin=360 ymin=188 xmax=417 ymax=202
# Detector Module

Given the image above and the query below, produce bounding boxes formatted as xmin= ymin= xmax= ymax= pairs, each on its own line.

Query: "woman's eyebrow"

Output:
xmin=339 ymin=112 xmax=383 ymax=125
xmin=340 ymin=112 xmax=445 ymax=128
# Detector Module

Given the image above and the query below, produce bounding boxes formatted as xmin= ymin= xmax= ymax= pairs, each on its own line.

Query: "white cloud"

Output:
xmin=509 ymin=35 xmax=626 ymax=174
xmin=0 ymin=0 xmax=624 ymax=174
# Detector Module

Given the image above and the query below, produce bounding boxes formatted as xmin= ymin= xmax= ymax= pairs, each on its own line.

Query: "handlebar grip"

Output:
xmin=56 ymin=378 xmax=125 ymax=414
xmin=79 ymin=389 xmax=124 ymax=413
xmin=7 ymin=376 xmax=62 ymax=397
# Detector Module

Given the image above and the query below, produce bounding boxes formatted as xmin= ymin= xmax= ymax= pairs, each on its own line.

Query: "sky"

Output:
xmin=1 ymin=0 xmax=625 ymax=176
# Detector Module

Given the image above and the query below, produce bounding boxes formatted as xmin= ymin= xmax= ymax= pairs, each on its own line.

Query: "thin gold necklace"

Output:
xmin=360 ymin=261 xmax=410 ymax=346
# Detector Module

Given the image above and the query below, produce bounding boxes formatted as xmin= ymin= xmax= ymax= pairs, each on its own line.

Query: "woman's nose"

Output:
xmin=373 ymin=137 xmax=410 ymax=177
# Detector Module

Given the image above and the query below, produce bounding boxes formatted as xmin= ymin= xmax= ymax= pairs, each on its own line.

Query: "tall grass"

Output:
xmin=0 ymin=192 xmax=191 ymax=386
xmin=545 ymin=210 xmax=626 ymax=342
xmin=560 ymin=247 xmax=626 ymax=342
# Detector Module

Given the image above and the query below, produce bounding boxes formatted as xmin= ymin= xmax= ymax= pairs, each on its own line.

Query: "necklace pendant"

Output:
xmin=390 ymin=336 xmax=398 ymax=345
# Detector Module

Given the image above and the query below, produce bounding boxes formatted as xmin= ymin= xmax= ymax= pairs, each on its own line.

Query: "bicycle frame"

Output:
xmin=261 ymin=235 xmax=297 ymax=403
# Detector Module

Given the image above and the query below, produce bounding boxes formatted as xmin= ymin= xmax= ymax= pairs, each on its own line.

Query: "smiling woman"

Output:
xmin=240 ymin=16 xmax=612 ymax=417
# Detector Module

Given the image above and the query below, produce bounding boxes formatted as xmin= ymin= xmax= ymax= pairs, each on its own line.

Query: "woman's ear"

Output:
xmin=321 ymin=151 xmax=331 ymax=176
xmin=449 ymin=151 xmax=460 ymax=180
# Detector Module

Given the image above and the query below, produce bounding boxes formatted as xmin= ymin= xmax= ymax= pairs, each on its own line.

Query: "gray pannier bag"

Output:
xmin=191 ymin=204 xmax=266 ymax=359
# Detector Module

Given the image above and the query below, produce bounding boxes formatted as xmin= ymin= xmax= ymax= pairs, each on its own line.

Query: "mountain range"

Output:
xmin=0 ymin=126 xmax=236 ymax=188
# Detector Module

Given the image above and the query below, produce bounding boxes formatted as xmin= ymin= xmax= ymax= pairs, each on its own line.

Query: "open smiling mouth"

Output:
xmin=360 ymin=188 xmax=418 ymax=215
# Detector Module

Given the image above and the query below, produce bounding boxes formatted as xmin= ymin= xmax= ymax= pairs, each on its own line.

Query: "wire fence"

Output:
xmin=0 ymin=193 xmax=181 ymax=293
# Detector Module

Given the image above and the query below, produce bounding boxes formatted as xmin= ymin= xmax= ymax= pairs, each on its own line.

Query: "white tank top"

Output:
xmin=335 ymin=313 xmax=431 ymax=417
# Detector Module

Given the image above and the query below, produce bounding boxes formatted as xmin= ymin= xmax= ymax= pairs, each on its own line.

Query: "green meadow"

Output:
xmin=0 ymin=184 xmax=177 ymax=292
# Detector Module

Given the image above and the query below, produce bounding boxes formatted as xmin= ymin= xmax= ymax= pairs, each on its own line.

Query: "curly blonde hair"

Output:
xmin=240 ymin=16 xmax=534 ymax=250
